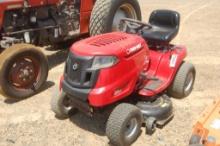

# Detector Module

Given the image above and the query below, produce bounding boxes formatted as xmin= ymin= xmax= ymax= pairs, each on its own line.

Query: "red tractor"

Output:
xmin=51 ymin=10 xmax=196 ymax=146
xmin=0 ymin=0 xmax=141 ymax=98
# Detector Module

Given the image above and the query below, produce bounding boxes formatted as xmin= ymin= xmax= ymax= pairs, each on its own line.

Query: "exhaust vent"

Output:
xmin=90 ymin=35 xmax=127 ymax=47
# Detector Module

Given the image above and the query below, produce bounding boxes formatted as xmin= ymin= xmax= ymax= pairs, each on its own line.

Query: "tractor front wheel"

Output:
xmin=0 ymin=44 xmax=48 ymax=98
xmin=106 ymin=103 xmax=143 ymax=146
xmin=89 ymin=0 xmax=141 ymax=36
xmin=51 ymin=91 xmax=76 ymax=119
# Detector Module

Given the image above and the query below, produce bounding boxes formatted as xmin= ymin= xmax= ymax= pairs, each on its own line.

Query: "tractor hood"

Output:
xmin=70 ymin=32 xmax=147 ymax=58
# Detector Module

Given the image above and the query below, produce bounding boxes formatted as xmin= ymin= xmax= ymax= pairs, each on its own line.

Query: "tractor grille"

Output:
xmin=64 ymin=53 xmax=99 ymax=88
xmin=89 ymin=35 xmax=127 ymax=47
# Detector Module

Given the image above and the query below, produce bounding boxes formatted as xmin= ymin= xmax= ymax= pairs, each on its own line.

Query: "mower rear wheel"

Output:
xmin=106 ymin=103 xmax=143 ymax=146
xmin=89 ymin=0 xmax=141 ymax=36
xmin=51 ymin=91 xmax=76 ymax=119
xmin=168 ymin=62 xmax=196 ymax=98
xmin=0 ymin=44 xmax=48 ymax=98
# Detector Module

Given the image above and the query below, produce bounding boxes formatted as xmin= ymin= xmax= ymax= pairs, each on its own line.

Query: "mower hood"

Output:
xmin=70 ymin=32 xmax=146 ymax=57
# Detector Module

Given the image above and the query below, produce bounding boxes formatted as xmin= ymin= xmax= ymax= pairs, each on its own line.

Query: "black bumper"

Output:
xmin=62 ymin=80 xmax=90 ymax=101
xmin=62 ymin=80 xmax=93 ymax=115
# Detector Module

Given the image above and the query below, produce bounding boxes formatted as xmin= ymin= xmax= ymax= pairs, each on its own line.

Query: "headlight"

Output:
xmin=91 ymin=56 xmax=118 ymax=69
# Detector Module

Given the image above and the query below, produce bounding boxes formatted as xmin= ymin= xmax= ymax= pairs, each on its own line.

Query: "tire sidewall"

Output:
xmin=168 ymin=62 xmax=196 ymax=98
xmin=183 ymin=67 xmax=196 ymax=97
xmin=90 ymin=0 xmax=142 ymax=35
xmin=105 ymin=0 xmax=142 ymax=32
xmin=56 ymin=92 xmax=70 ymax=116
xmin=120 ymin=109 xmax=142 ymax=146
xmin=0 ymin=47 xmax=48 ymax=98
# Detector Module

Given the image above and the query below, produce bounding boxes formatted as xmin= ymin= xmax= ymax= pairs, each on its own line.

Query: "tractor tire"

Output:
xmin=106 ymin=103 xmax=143 ymax=146
xmin=51 ymin=91 xmax=76 ymax=119
xmin=168 ymin=62 xmax=196 ymax=99
xmin=0 ymin=44 xmax=48 ymax=98
xmin=89 ymin=0 xmax=141 ymax=36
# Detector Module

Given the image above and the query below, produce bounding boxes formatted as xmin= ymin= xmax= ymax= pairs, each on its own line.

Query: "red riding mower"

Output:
xmin=51 ymin=10 xmax=196 ymax=146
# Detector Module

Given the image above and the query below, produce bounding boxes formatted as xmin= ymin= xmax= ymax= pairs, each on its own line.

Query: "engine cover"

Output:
xmin=70 ymin=32 xmax=149 ymax=57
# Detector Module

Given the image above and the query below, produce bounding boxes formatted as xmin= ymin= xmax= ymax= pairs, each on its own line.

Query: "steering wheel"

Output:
xmin=119 ymin=18 xmax=152 ymax=34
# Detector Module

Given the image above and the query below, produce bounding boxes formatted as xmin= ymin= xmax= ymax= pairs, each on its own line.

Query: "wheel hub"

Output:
xmin=9 ymin=57 xmax=40 ymax=88
xmin=62 ymin=96 xmax=73 ymax=111
xmin=124 ymin=118 xmax=138 ymax=140
xmin=184 ymin=72 xmax=194 ymax=93
xmin=113 ymin=4 xmax=137 ymax=31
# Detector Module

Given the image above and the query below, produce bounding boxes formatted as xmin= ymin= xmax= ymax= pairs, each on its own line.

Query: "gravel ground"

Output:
xmin=1 ymin=0 xmax=220 ymax=146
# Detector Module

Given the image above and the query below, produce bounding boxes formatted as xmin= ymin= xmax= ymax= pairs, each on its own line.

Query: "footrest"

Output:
xmin=144 ymin=79 xmax=163 ymax=91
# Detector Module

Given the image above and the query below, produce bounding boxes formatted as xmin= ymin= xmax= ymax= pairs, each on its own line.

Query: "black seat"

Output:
xmin=142 ymin=10 xmax=180 ymax=44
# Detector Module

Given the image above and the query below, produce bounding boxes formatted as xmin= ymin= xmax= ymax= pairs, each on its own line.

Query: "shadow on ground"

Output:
xmin=69 ymin=108 xmax=114 ymax=137
xmin=69 ymin=113 xmax=107 ymax=136
xmin=4 ymin=81 xmax=55 ymax=104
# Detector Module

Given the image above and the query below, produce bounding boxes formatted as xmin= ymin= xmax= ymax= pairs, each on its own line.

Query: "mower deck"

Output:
xmin=136 ymin=95 xmax=173 ymax=126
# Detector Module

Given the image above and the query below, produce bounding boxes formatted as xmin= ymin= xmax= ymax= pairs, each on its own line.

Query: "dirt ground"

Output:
xmin=1 ymin=0 xmax=220 ymax=146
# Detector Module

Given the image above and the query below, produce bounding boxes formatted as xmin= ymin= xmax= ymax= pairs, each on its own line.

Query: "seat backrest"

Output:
xmin=149 ymin=10 xmax=180 ymax=29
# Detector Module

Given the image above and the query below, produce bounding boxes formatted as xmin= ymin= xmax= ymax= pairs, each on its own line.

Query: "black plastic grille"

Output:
xmin=65 ymin=53 xmax=99 ymax=88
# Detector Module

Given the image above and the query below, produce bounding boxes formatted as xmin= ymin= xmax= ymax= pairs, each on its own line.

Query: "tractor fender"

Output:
xmin=140 ymin=47 xmax=187 ymax=97
xmin=155 ymin=45 xmax=187 ymax=85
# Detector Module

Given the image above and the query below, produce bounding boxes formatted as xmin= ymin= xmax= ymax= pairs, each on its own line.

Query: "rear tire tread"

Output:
xmin=168 ymin=62 xmax=195 ymax=98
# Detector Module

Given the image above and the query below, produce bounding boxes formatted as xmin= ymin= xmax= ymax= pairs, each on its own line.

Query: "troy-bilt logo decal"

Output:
xmin=126 ymin=43 xmax=143 ymax=55
xmin=72 ymin=63 xmax=79 ymax=71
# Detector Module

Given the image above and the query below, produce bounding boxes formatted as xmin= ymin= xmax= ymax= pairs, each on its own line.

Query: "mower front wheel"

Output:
xmin=168 ymin=62 xmax=196 ymax=98
xmin=106 ymin=103 xmax=143 ymax=146
xmin=51 ymin=91 xmax=76 ymax=119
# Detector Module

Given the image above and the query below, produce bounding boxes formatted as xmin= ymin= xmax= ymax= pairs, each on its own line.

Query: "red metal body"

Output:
xmin=0 ymin=0 xmax=93 ymax=34
xmin=139 ymin=46 xmax=187 ymax=96
xmin=69 ymin=32 xmax=149 ymax=106
xmin=60 ymin=32 xmax=187 ymax=107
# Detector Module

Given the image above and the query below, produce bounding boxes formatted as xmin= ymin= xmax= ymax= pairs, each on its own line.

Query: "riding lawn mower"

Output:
xmin=51 ymin=10 xmax=196 ymax=146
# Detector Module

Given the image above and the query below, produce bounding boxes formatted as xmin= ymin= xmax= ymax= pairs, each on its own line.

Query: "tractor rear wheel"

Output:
xmin=168 ymin=62 xmax=196 ymax=98
xmin=89 ymin=0 xmax=141 ymax=36
xmin=0 ymin=44 xmax=48 ymax=98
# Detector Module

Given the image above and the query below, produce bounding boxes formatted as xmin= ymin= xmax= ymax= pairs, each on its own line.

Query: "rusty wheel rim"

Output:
xmin=8 ymin=55 xmax=40 ymax=90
